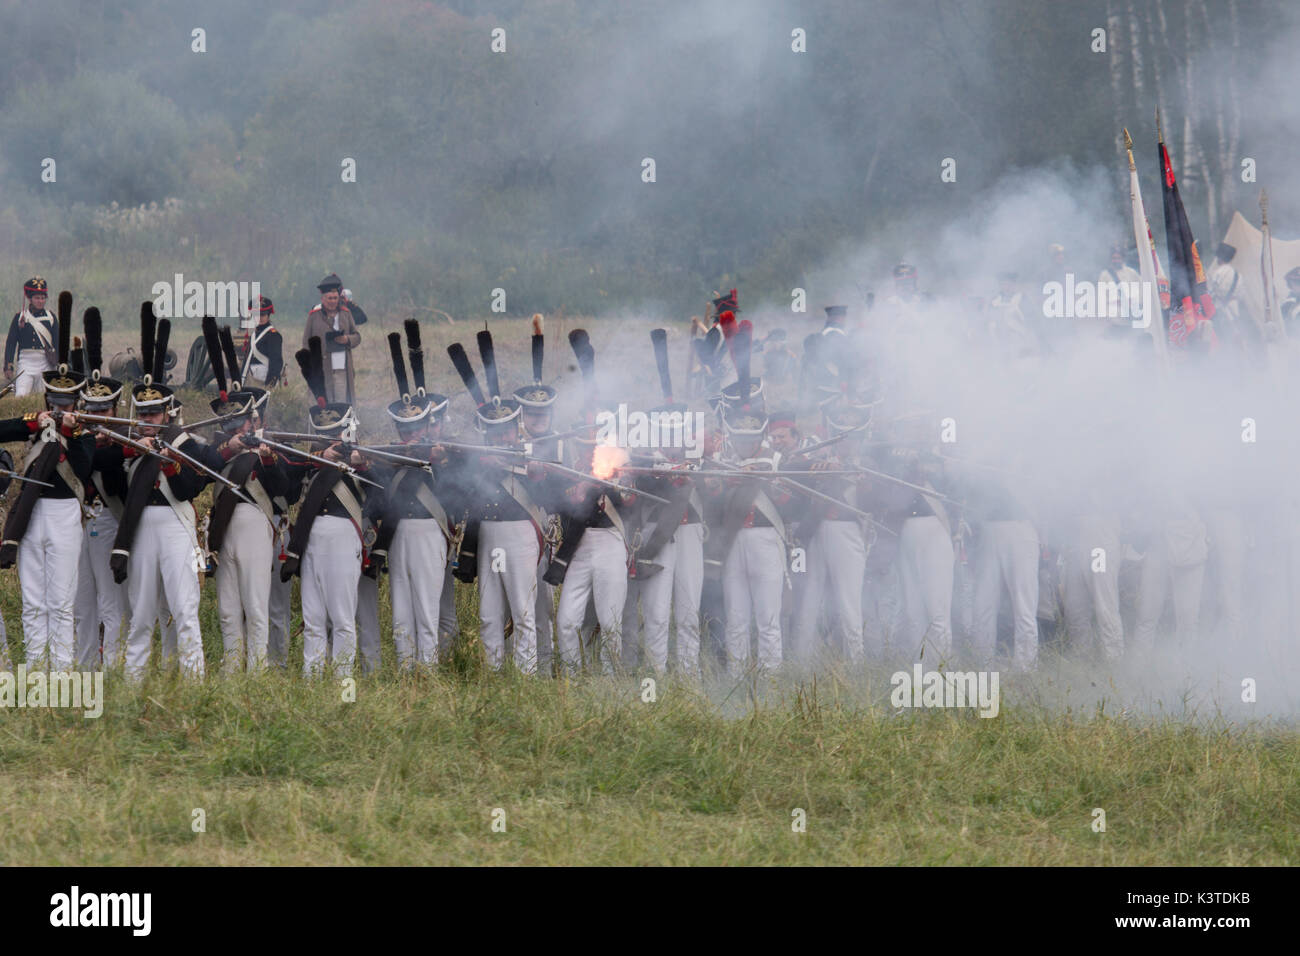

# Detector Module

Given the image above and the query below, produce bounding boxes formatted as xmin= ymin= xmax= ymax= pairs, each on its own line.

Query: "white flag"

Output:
xmin=1126 ymin=133 xmax=1169 ymax=369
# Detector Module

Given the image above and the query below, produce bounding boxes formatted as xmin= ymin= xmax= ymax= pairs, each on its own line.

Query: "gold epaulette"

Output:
xmin=22 ymin=412 xmax=37 ymax=422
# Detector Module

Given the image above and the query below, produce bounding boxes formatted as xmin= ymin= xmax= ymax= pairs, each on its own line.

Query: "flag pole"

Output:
xmin=1125 ymin=127 xmax=1169 ymax=376
xmin=1259 ymin=189 xmax=1289 ymax=388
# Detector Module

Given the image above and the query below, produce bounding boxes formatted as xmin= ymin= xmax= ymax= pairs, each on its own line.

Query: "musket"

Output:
xmin=783 ymin=420 xmax=873 ymax=459
xmin=186 ymin=407 xmax=258 ymax=431
xmin=261 ymin=430 xmax=349 ymax=445
xmin=420 ymin=439 xmax=672 ymax=504
xmin=700 ymin=463 xmax=894 ymax=534
xmin=0 ymin=381 xmax=15 ymax=400
xmin=430 ymin=438 xmax=528 ymax=458
xmin=711 ymin=463 xmax=962 ymax=508
xmin=250 ymin=432 xmax=385 ymax=489
xmin=71 ymin=411 xmax=140 ymax=428
xmin=92 ymin=426 xmax=254 ymax=504
xmin=849 ymin=463 xmax=964 ymax=505
xmin=348 ymin=444 xmax=432 ymax=470
xmin=526 ymin=422 xmax=607 ymax=444
xmin=537 ymin=458 xmax=672 ymax=505
xmin=775 ymin=476 xmax=896 ymax=535
xmin=262 ymin=430 xmax=431 ymax=472
xmin=615 ymin=463 xmax=702 ymax=476
xmin=0 ymin=466 xmax=55 ymax=489
xmin=155 ymin=438 xmax=256 ymax=502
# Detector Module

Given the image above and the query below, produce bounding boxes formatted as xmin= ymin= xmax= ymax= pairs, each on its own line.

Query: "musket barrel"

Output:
xmin=349 ymin=445 xmax=432 ymax=469
xmin=73 ymin=411 xmax=140 ymax=427
xmin=255 ymin=434 xmax=384 ymax=489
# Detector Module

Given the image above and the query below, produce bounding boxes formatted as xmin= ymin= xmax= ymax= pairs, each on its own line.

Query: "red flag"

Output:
xmin=1159 ymin=124 xmax=1217 ymax=350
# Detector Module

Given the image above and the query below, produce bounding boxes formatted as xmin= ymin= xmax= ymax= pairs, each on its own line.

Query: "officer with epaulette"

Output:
xmin=239 ymin=294 xmax=284 ymax=387
xmin=0 ymin=291 xmax=94 ymax=671
xmin=690 ymin=288 xmax=738 ymax=399
xmin=4 ymin=277 xmax=58 ymax=396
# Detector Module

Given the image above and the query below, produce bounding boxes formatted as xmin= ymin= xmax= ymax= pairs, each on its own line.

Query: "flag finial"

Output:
xmin=1156 ymin=108 xmax=1164 ymax=144
xmin=1123 ymin=128 xmax=1135 ymax=171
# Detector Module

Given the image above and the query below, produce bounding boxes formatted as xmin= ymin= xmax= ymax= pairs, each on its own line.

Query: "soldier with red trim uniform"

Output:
xmin=0 ymin=291 xmax=94 ymax=670
xmin=239 ymin=294 xmax=284 ymax=387
xmin=4 ymin=277 xmax=58 ymax=396
xmin=104 ymin=304 xmax=226 ymax=678
xmin=73 ymin=306 xmax=128 ymax=669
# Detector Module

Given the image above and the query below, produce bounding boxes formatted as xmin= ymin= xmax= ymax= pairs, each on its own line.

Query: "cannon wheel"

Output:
xmin=186 ymin=335 xmax=214 ymax=390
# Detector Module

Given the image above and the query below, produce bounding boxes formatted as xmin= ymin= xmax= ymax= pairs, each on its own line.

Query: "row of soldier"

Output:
xmin=0 ymin=278 xmax=1274 ymax=680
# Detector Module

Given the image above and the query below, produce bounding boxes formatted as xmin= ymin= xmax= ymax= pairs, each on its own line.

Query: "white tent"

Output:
xmin=1221 ymin=210 xmax=1300 ymax=331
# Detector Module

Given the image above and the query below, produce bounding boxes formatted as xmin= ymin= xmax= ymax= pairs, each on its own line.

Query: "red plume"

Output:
xmin=718 ymin=310 xmax=738 ymax=340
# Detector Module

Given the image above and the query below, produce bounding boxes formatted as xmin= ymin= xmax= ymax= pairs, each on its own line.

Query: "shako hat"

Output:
xmin=41 ymin=291 xmax=85 ymax=404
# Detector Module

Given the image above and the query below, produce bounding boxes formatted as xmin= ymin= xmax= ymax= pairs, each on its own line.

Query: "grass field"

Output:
xmin=0 ymin=312 xmax=1297 ymax=865
xmin=1 ymin=657 xmax=1297 ymax=865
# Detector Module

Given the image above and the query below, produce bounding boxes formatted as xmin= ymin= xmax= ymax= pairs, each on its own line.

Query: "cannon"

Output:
xmin=108 ymin=346 xmax=178 ymax=385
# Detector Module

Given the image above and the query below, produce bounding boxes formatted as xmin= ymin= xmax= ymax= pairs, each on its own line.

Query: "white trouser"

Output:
xmin=18 ymin=497 xmax=82 ymax=670
xmin=1062 ymin=515 xmax=1124 ymax=660
xmin=638 ymin=522 xmax=704 ymax=675
xmin=158 ymin=595 xmax=177 ymax=665
xmin=14 ymin=349 xmax=50 ymax=396
xmin=477 ymin=520 xmax=540 ymax=673
xmin=722 ymin=526 xmax=786 ymax=674
xmin=124 ymin=506 xmax=205 ymax=678
xmin=620 ymin=576 xmax=643 ymax=669
xmin=555 ymin=527 xmax=628 ymax=673
xmin=215 ymin=503 xmax=274 ymax=672
xmin=439 ymin=568 xmax=457 ymax=652
xmin=269 ymin=551 xmax=292 ymax=667
xmin=952 ymin=554 xmax=976 ymax=647
xmin=390 ymin=518 xmax=448 ymax=668
xmin=355 ymin=573 xmax=380 ymax=674
xmin=971 ymin=519 xmax=1039 ymax=670
xmin=792 ymin=520 xmax=867 ymax=665
xmin=1205 ymin=508 xmax=1246 ymax=644
xmin=300 ymin=516 xmax=362 ymax=676
xmin=535 ymin=563 xmax=556 ymax=671
xmin=74 ymin=508 xmax=126 ymax=669
xmin=896 ymin=515 xmax=954 ymax=663
xmin=1134 ymin=545 xmax=1205 ymax=648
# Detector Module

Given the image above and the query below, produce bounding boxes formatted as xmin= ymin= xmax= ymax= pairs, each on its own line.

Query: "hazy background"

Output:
xmin=0 ymin=0 xmax=1293 ymax=326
